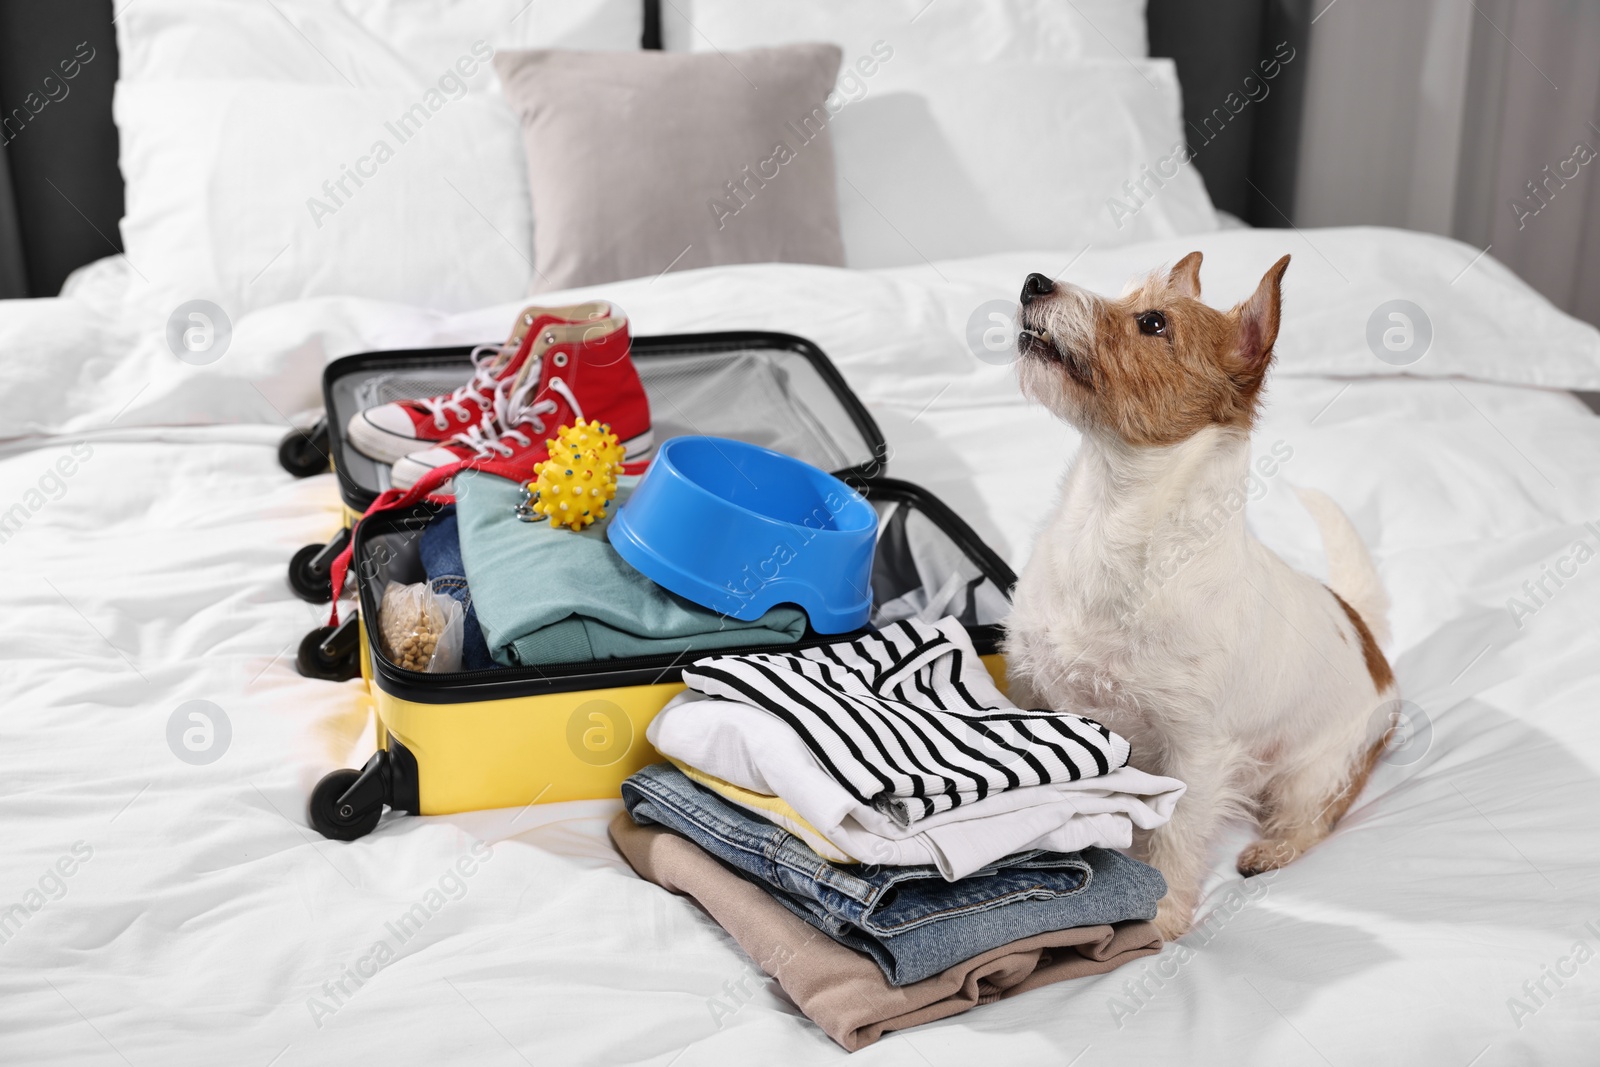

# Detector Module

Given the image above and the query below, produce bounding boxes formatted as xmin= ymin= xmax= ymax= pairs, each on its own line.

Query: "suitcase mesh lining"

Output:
xmin=340 ymin=347 xmax=871 ymax=493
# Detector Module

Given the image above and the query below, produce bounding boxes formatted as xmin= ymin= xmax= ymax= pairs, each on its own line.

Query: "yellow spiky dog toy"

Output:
xmin=524 ymin=420 xmax=623 ymax=530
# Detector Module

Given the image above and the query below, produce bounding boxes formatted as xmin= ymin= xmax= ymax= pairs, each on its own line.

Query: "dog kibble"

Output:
xmin=380 ymin=583 xmax=448 ymax=671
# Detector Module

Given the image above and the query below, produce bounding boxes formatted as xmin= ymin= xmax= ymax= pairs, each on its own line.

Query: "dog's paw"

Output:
xmin=1237 ymin=838 xmax=1299 ymax=877
xmin=1152 ymin=897 xmax=1192 ymax=941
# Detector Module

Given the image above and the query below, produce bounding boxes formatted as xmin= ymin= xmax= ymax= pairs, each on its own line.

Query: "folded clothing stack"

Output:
xmin=613 ymin=617 xmax=1182 ymax=1048
xmin=650 ymin=617 xmax=1186 ymax=878
xmin=609 ymin=808 xmax=1162 ymax=1051
xmin=453 ymin=470 xmax=808 ymax=668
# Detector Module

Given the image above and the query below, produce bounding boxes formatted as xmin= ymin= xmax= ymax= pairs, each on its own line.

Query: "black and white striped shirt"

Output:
xmin=681 ymin=618 xmax=1131 ymax=825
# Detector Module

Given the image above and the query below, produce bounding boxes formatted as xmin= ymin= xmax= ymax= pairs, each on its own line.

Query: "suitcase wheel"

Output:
xmin=308 ymin=768 xmax=383 ymax=840
xmin=296 ymin=620 xmax=361 ymax=682
xmin=286 ymin=526 xmax=349 ymax=604
xmin=287 ymin=544 xmax=332 ymax=603
xmin=278 ymin=417 xmax=331 ymax=479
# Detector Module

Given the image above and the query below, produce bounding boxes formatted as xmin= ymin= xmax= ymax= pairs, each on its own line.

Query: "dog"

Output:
xmin=1002 ymin=252 xmax=1395 ymax=940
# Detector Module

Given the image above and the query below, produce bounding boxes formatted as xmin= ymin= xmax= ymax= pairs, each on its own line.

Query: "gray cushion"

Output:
xmin=495 ymin=44 xmax=846 ymax=291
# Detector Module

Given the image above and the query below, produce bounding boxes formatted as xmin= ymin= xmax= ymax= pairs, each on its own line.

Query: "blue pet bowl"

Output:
xmin=607 ymin=436 xmax=877 ymax=633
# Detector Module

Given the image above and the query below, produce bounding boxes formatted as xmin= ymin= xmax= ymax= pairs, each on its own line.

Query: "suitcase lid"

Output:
xmin=353 ymin=477 xmax=1016 ymax=704
xmin=323 ymin=331 xmax=888 ymax=513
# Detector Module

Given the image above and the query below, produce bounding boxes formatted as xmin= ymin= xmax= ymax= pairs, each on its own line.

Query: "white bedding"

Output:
xmin=5 ymin=226 xmax=1600 ymax=1064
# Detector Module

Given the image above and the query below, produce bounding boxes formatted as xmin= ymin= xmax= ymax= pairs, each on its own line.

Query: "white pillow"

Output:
xmin=115 ymin=0 xmax=642 ymax=88
xmin=662 ymin=0 xmax=1148 ymax=64
xmin=111 ymin=0 xmax=638 ymax=313
xmin=829 ymin=59 xmax=1217 ymax=268
xmin=114 ymin=80 xmax=531 ymax=316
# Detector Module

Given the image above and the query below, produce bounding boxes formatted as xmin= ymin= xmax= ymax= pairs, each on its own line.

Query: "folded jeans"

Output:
xmin=668 ymin=758 xmax=860 ymax=864
xmin=621 ymin=762 xmax=1166 ymax=986
xmin=416 ymin=507 xmax=496 ymax=672
xmin=609 ymin=813 xmax=1163 ymax=1051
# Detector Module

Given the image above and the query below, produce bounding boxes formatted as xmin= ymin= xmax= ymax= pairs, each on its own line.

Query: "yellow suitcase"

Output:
xmin=309 ymin=479 xmax=1016 ymax=839
xmin=294 ymin=331 xmax=1016 ymax=839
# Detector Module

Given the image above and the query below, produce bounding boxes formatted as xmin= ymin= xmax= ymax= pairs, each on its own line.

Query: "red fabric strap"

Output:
xmin=326 ymin=461 xmax=468 ymax=627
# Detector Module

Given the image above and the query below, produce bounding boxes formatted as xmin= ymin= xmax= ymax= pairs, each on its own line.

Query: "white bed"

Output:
xmin=6 ymin=0 xmax=1600 ymax=1059
xmin=4 ymin=221 xmax=1600 ymax=1064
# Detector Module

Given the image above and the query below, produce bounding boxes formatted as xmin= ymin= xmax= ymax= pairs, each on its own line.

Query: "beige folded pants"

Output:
xmin=609 ymin=813 xmax=1162 ymax=1051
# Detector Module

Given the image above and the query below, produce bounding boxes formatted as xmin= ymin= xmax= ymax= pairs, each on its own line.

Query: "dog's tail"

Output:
xmin=1295 ymin=486 xmax=1391 ymax=647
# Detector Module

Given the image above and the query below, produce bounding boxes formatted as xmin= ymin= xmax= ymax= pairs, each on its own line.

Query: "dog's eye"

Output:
xmin=1136 ymin=310 xmax=1167 ymax=336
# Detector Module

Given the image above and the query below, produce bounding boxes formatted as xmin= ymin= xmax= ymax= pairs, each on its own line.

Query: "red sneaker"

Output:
xmin=344 ymin=300 xmax=611 ymax=464
xmin=389 ymin=314 xmax=652 ymax=492
xmin=325 ymin=313 xmax=651 ymax=626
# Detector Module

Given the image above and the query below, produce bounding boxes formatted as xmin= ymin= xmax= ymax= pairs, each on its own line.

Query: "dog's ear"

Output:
xmin=1233 ymin=255 xmax=1290 ymax=371
xmin=1168 ymin=252 xmax=1203 ymax=299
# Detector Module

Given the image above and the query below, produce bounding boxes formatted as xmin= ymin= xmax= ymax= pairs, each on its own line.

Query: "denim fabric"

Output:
xmin=418 ymin=508 xmax=496 ymax=672
xmin=621 ymin=762 xmax=1166 ymax=985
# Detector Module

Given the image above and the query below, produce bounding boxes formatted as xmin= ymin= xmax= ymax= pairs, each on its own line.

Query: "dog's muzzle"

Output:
xmin=1017 ymin=326 xmax=1057 ymax=362
xmin=1017 ymin=316 xmax=1094 ymax=389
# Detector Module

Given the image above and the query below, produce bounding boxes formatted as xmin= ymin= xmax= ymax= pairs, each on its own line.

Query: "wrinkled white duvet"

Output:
xmin=3 ymin=226 xmax=1600 ymax=1064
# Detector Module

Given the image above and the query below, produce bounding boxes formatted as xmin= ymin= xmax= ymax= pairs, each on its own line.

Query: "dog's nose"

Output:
xmin=1020 ymin=273 xmax=1055 ymax=306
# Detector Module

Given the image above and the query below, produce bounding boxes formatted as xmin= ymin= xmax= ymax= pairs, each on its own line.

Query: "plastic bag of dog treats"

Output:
xmin=378 ymin=581 xmax=464 ymax=673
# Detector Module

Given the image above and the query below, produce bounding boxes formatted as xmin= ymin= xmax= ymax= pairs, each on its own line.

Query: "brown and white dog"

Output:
xmin=1002 ymin=252 xmax=1395 ymax=939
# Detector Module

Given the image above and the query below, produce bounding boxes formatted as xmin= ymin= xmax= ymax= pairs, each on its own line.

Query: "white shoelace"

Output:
xmin=417 ymin=342 xmax=516 ymax=431
xmin=449 ymin=375 xmax=585 ymax=460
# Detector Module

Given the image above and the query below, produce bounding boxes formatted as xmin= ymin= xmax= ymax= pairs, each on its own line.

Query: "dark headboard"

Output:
xmin=1148 ymin=0 xmax=1310 ymax=226
xmin=0 ymin=0 xmax=122 ymax=300
xmin=0 ymin=0 xmax=1308 ymax=299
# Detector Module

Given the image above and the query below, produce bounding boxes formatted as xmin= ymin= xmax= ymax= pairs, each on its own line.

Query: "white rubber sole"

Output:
xmin=388 ymin=426 xmax=656 ymax=493
xmin=388 ymin=450 xmax=455 ymax=491
xmin=346 ymin=410 xmax=431 ymax=466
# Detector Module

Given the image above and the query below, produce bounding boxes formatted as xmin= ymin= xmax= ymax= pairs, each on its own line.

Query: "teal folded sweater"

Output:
xmin=454 ymin=471 xmax=808 ymax=667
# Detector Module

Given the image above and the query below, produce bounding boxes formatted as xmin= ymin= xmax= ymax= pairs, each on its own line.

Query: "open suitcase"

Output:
xmin=289 ymin=330 xmax=888 ymax=679
xmin=298 ymin=330 xmax=1018 ymax=840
